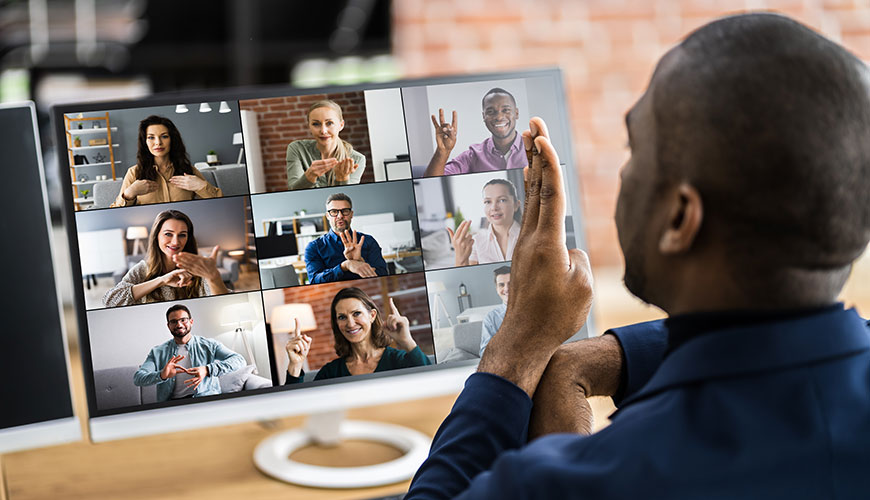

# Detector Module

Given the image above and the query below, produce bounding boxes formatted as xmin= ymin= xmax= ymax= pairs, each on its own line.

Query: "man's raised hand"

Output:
xmin=431 ymin=108 xmax=458 ymax=153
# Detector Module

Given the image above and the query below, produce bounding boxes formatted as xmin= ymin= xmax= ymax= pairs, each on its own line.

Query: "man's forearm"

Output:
xmin=477 ymin=324 xmax=563 ymax=398
xmin=528 ymin=334 xmax=624 ymax=439
xmin=424 ymin=149 xmax=450 ymax=177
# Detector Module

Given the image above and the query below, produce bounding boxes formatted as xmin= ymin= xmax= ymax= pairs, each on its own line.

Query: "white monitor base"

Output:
xmin=253 ymin=411 xmax=431 ymax=489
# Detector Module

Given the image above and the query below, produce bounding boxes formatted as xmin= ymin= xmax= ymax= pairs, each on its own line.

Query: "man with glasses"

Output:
xmin=304 ymin=192 xmax=388 ymax=284
xmin=133 ymin=304 xmax=245 ymax=402
xmin=424 ymin=88 xmax=526 ymax=177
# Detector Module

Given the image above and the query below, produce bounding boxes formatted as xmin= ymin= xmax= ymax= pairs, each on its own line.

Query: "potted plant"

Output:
xmin=206 ymin=150 xmax=219 ymax=165
xmin=73 ymin=136 xmax=82 ymax=147
xmin=80 ymin=189 xmax=90 ymax=199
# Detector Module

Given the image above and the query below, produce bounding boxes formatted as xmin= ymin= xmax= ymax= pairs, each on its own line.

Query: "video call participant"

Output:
xmin=133 ymin=304 xmax=245 ymax=401
xmin=111 ymin=115 xmax=221 ymax=207
xmin=424 ymin=88 xmax=527 ymax=177
xmin=283 ymin=287 xmax=431 ymax=384
xmin=103 ymin=210 xmax=229 ymax=307
xmin=304 ymin=193 xmax=388 ymax=284
xmin=479 ymin=265 xmax=510 ymax=357
xmin=448 ymin=178 xmax=521 ymax=267
xmin=408 ymin=14 xmax=870 ymax=498
xmin=285 ymin=100 xmax=366 ymax=190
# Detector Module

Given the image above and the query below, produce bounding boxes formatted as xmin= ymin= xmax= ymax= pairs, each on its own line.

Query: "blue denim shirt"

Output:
xmin=132 ymin=335 xmax=245 ymax=402
xmin=478 ymin=303 xmax=507 ymax=357
xmin=304 ymin=229 xmax=388 ymax=284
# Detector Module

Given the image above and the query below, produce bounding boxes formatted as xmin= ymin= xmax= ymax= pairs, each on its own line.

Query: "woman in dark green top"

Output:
xmin=284 ymin=287 xmax=431 ymax=384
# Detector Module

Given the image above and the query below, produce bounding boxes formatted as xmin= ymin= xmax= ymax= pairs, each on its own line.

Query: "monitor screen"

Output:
xmin=51 ymin=69 xmax=592 ymax=441
xmin=0 ymin=102 xmax=80 ymax=453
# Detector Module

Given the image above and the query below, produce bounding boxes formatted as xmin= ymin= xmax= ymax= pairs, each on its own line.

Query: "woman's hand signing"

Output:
xmin=169 ymin=174 xmax=208 ymax=192
xmin=124 ymin=179 xmax=159 ymax=200
xmin=447 ymin=220 xmax=473 ymax=266
xmin=285 ymin=319 xmax=312 ymax=378
xmin=334 ymin=158 xmax=359 ymax=182
xmin=304 ymin=158 xmax=339 ymax=183
xmin=382 ymin=298 xmax=415 ymax=351
xmin=172 ymin=246 xmax=222 ymax=282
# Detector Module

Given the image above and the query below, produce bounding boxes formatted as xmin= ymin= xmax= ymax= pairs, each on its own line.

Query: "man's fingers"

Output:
xmin=533 ymin=134 xmax=566 ymax=236
xmin=209 ymin=245 xmax=220 ymax=259
xmin=352 ymin=229 xmax=359 ymax=245
xmin=431 ymin=114 xmax=440 ymax=131
xmin=358 ymin=235 xmax=365 ymax=247
xmin=438 ymin=108 xmax=445 ymax=125
xmin=451 ymin=110 xmax=458 ymax=130
xmin=523 ymin=131 xmax=543 ymax=232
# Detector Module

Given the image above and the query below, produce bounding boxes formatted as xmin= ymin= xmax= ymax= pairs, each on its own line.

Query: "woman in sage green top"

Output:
xmin=285 ymin=99 xmax=367 ymax=190
xmin=283 ymin=287 xmax=432 ymax=384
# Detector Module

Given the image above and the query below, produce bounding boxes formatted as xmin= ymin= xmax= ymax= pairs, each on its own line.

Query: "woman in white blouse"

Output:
xmin=448 ymin=178 xmax=521 ymax=267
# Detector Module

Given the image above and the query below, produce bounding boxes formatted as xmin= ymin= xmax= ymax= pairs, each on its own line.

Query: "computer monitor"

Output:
xmin=50 ymin=69 xmax=592 ymax=487
xmin=0 ymin=102 xmax=81 ymax=453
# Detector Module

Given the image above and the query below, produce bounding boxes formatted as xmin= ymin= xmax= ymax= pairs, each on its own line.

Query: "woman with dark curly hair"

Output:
xmin=111 ymin=115 xmax=221 ymax=207
xmin=283 ymin=287 xmax=431 ymax=383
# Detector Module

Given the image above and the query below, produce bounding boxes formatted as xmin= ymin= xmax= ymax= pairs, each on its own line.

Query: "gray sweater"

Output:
xmin=285 ymin=139 xmax=366 ymax=190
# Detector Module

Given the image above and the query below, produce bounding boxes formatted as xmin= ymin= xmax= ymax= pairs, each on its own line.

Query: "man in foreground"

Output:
xmin=407 ymin=13 xmax=870 ymax=498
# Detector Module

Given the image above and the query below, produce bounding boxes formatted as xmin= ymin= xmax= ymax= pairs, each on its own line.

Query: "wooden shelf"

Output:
xmin=67 ymin=127 xmax=117 ymax=135
xmin=69 ymin=144 xmax=119 ymax=151
xmin=71 ymin=161 xmax=121 ymax=168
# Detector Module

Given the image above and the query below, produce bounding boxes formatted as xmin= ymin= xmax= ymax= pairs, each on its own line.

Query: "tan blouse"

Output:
xmin=110 ymin=164 xmax=222 ymax=207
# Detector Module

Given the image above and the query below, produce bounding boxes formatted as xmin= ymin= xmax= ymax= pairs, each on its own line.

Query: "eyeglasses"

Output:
xmin=327 ymin=208 xmax=352 ymax=217
xmin=168 ymin=317 xmax=191 ymax=325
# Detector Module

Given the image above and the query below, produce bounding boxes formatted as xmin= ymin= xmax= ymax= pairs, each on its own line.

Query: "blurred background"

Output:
xmin=3 ymin=0 xmax=869 ymax=321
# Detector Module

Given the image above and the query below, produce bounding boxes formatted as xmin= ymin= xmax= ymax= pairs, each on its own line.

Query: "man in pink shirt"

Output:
xmin=424 ymin=88 xmax=528 ymax=177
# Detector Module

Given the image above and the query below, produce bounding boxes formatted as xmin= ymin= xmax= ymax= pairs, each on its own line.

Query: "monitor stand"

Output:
xmin=253 ymin=409 xmax=431 ymax=488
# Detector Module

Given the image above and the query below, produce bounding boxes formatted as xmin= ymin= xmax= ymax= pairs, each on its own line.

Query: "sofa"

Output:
xmin=93 ymin=364 xmax=271 ymax=411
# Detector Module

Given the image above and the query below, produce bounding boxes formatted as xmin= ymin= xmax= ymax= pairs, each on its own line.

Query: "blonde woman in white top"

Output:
xmin=448 ymin=178 xmax=521 ymax=267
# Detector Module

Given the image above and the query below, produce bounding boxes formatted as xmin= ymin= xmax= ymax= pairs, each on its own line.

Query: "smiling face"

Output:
xmin=482 ymin=93 xmax=518 ymax=139
xmin=157 ymin=218 xmax=189 ymax=263
xmin=334 ymin=298 xmax=377 ymax=346
xmin=166 ymin=309 xmax=193 ymax=341
xmin=483 ymin=182 xmax=520 ymax=228
xmin=308 ymin=106 xmax=345 ymax=152
xmin=326 ymin=199 xmax=353 ymax=234
xmin=145 ymin=124 xmax=171 ymax=159
xmin=495 ymin=273 xmax=510 ymax=304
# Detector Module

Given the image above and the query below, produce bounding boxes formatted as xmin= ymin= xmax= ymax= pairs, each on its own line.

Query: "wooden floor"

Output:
xmin=3 ymin=256 xmax=869 ymax=499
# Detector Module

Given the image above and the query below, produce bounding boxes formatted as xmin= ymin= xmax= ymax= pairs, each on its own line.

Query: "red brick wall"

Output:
xmin=392 ymin=0 xmax=870 ymax=267
xmin=275 ymin=274 xmax=432 ymax=370
xmin=239 ymin=92 xmax=375 ymax=192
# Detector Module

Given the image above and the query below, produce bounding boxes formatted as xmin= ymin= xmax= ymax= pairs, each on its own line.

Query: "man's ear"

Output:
xmin=659 ymin=183 xmax=702 ymax=254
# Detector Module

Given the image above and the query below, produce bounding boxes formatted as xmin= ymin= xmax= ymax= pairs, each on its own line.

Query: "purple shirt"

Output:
xmin=444 ymin=133 xmax=526 ymax=175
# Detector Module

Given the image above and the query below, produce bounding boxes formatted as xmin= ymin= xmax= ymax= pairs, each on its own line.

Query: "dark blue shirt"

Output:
xmin=304 ymin=229 xmax=388 ymax=284
xmin=408 ymin=305 xmax=870 ymax=499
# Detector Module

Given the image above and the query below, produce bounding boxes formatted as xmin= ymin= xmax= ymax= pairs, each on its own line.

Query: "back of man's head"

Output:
xmin=654 ymin=13 xmax=870 ymax=272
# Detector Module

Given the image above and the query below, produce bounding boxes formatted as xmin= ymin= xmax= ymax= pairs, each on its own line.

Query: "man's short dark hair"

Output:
xmin=326 ymin=192 xmax=352 ymax=208
xmin=482 ymin=88 xmax=517 ymax=108
xmin=653 ymin=13 xmax=870 ymax=270
xmin=166 ymin=304 xmax=191 ymax=321
xmin=493 ymin=265 xmax=511 ymax=284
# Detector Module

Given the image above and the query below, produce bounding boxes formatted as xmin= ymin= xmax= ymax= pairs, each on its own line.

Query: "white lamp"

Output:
xmin=199 ymin=102 xmax=212 ymax=113
xmin=427 ymin=281 xmax=453 ymax=329
xmin=270 ymin=303 xmax=317 ymax=334
xmin=220 ymin=302 xmax=258 ymax=373
xmin=219 ymin=101 xmax=231 ymax=113
xmin=233 ymin=132 xmax=245 ymax=165
xmin=175 ymin=104 xmax=189 ymax=113
xmin=125 ymin=226 xmax=148 ymax=256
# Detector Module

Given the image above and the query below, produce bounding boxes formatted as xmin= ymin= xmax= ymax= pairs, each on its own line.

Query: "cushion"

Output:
xmin=219 ymin=364 xmax=255 ymax=393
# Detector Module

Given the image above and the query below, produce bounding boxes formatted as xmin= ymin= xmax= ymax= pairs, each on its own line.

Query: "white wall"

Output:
xmin=364 ymin=89 xmax=410 ymax=182
xmin=424 ymin=263 xmax=505 ymax=325
xmin=88 ymin=292 xmax=270 ymax=375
